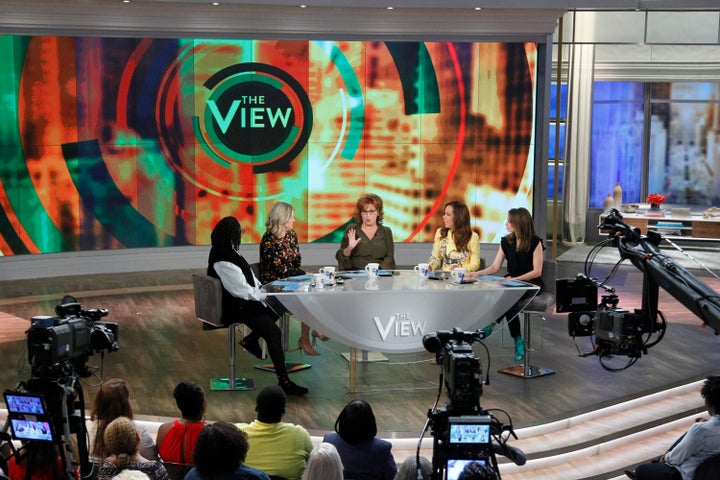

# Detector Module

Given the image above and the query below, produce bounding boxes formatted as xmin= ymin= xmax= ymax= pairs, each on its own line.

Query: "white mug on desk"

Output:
xmin=313 ymin=273 xmax=325 ymax=289
xmin=319 ymin=266 xmax=335 ymax=285
xmin=365 ymin=262 xmax=379 ymax=278
xmin=413 ymin=263 xmax=430 ymax=277
xmin=451 ymin=268 xmax=466 ymax=283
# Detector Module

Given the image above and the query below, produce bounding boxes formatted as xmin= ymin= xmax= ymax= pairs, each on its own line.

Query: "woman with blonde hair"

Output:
xmin=301 ymin=443 xmax=344 ymax=480
xmin=96 ymin=417 xmax=168 ymax=480
xmin=259 ymin=201 xmax=325 ymax=355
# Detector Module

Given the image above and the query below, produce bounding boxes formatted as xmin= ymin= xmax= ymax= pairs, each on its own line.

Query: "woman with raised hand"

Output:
xmin=336 ymin=193 xmax=396 ymax=271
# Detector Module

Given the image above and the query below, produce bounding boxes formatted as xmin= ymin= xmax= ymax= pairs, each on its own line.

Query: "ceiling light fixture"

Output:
xmin=474 ymin=7 xmax=482 ymax=11
xmin=211 ymin=1 xmax=220 ymax=4
xmin=299 ymin=4 xmax=308 ymax=8
xmin=386 ymin=6 xmax=395 ymax=10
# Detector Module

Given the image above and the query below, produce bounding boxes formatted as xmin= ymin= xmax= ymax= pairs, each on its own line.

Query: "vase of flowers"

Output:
xmin=647 ymin=193 xmax=665 ymax=211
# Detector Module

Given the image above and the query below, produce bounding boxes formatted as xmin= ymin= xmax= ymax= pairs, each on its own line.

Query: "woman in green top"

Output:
xmin=336 ymin=193 xmax=396 ymax=271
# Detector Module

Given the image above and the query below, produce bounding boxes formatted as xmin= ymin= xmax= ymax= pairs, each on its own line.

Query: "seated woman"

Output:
xmin=208 ymin=216 xmax=308 ymax=396
xmin=259 ymin=201 xmax=325 ymax=356
xmin=91 ymin=378 xmax=157 ymax=462
xmin=96 ymin=417 xmax=169 ymax=480
xmin=428 ymin=201 xmax=480 ymax=272
xmin=301 ymin=443 xmax=344 ymax=480
xmin=5 ymin=440 xmax=77 ymax=480
xmin=323 ymin=400 xmax=397 ymax=480
xmin=394 ymin=456 xmax=432 ymax=480
xmin=156 ymin=381 xmax=207 ymax=465
xmin=185 ymin=422 xmax=269 ymax=480
xmin=336 ymin=193 xmax=396 ymax=271
xmin=467 ymin=207 xmax=544 ymax=362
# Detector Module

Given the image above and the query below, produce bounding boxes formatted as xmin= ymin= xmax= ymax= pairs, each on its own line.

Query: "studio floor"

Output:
xmin=2 ymin=245 xmax=720 ymax=479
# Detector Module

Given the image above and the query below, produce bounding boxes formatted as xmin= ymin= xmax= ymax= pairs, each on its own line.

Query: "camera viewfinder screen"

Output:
xmin=445 ymin=459 xmax=487 ymax=480
xmin=10 ymin=419 xmax=53 ymax=442
xmin=449 ymin=422 xmax=491 ymax=444
xmin=4 ymin=393 xmax=46 ymax=415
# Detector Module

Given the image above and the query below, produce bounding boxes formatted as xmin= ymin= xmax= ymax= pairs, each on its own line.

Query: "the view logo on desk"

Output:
xmin=373 ymin=313 xmax=425 ymax=341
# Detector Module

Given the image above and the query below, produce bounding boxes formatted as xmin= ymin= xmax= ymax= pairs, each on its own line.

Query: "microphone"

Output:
xmin=492 ymin=443 xmax=527 ymax=466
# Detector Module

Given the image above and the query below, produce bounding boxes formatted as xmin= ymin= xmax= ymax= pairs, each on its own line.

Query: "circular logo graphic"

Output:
xmin=194 ymin=62 xmax=313 ymax=173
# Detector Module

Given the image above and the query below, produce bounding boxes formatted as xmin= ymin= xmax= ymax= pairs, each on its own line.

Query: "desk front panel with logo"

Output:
xmin=264 ymin=271 xmax=538 ymax=392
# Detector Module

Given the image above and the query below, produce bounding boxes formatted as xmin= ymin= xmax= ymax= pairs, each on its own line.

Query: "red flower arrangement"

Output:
xmin=647 ymin=193 xmax=666 ymax=205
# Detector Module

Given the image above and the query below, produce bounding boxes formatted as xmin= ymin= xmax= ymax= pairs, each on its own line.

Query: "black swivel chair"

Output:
xmin=192 ymin=273 xmax=255 ymax=391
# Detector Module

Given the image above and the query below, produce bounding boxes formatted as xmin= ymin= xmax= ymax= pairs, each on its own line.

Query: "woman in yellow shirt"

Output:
xmin=428 ymin=201 xmax=480 ymax=272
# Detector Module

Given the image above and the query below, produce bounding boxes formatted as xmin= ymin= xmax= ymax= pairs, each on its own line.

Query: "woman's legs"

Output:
xmin=242 ymin=309 xmax=308 ymax=395
xmin=480 ymin=303 xmax=524 ymax=361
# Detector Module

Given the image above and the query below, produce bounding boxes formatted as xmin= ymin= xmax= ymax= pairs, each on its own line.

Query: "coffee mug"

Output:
xmin=451 ymin=267 xmax=467 ymax=283
xmin=319 ymin=266 xmax=335 ymax=285
xmin=365 ymin=262 xmax=379 ymax=278
xmin=413 ymin=262 xmax=430 ymax=277
xmin=313 ymin=273 xmax=325 ymax=289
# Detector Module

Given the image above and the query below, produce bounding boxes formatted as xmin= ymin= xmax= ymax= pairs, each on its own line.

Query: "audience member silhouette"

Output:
xmin=625 ymin=376 xmax=720 ymax=480
xmin=236 ymin=385 xmax=313 ymax=480
xmin=156 ymin=381 xmax=207 ymax=465
xmin=323 ymin=400 xmax=397 ymax=480
xmin=300 ymin=443 xmax=343 ymax=480
xmin=96 ymin=417 xmax=168 ymax=480
xmin=91 ymin=378 xmax=157 ymax=461
xmin=394 ymin=456 xmax=432 ymax=480
xmin=185 ymin=421 xmax=270 ymax=480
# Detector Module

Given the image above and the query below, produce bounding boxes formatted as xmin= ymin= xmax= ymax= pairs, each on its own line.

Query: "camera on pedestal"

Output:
xmin=421 ymin=328 xmax=522 ymax=480
xmin=2 ymin=295 xmax=119 ymax=480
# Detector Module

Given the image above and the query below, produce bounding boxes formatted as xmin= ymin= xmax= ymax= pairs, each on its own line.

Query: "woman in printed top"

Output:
xmin=208 ymin=216 xmax=308 ymax=396
xmin=428 ymin=201 xmax=481 ymax=272
xmin=467 ymin=207 xmax=545 ymax=362
xmin=259 ymin=202 xmax=326 ymax=356
xmin=156 ymin=381 xmax=207 ymax=466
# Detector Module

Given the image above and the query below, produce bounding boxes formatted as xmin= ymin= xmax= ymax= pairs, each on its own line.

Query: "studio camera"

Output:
xmin=421 ymin=329 xmax=525 ymax=480
xmin=27 ymin=295 xmax=119 ymax=379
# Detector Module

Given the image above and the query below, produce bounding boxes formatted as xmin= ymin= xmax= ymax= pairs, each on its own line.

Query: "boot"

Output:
xmin=514 ymin=336 xmax=525 ymax=362
xmin=479 ymin=322 xmax=496 ymax=339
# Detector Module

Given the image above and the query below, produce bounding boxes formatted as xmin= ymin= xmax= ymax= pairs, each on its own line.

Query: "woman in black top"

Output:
xmin=468 ymin=207 xmax=544 ymax=362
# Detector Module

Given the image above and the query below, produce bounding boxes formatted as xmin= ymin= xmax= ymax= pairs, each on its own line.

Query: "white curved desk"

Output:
xmin=264 ymin=270 xmax=539 ymax=354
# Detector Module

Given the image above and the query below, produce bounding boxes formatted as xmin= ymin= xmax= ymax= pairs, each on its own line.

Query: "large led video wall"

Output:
xmin=0 ymin=36 xmax=538 ymax=255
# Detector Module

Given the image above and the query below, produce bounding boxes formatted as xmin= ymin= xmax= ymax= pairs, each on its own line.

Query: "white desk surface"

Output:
xmin=263 ymin=270 xmax=538 ymax=353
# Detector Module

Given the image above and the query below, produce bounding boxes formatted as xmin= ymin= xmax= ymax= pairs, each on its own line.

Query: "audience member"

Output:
xmin=457 ymin=461 xmax=498 ymax=480
xmin=91 ymin=378 xmax=158 ymax=461
xmin=113 ymin=471 xmax=152 ymax=480
xmin=259 ymin=201 xmax=325 ymax=356
xmin=394 ymin=456 xmax=432 ymax=480
xmin=468 ymin=207 xmax=544 ymax=362
xmin=208 ymin=216 xmax=308 ymax=396
xmin=625 ymin=376 xmax=720 ymax=480
xmin=236 ymin=385 xmax=313 ymax=480
xmin=323 ymin=400 xmax=397 ymax=480
xmin=185 ymin=422 xmax=269 ymax=480
xmin=428 ymin=201 xmax=480 ymax=272
xmin=5 ymin=441 xmax=76 ymax=480
xmin=301 ymin=443 xmax=344 ymax=480
xmin=156 ymin=381 xmax=207 ymax=465
xmin=96 ymin=417 xmax=168 ymax=480
xmin=336 ymin=193 xmax=396 ymax=271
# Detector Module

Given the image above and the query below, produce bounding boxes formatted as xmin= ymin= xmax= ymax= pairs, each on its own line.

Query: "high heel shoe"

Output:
xmin=298 ymin=337 xmax=320 ymax=356
xmin=311 ymin=330 xmax=329 ymax=346
xmin=514 ymin=336 xmax=525 ymax=362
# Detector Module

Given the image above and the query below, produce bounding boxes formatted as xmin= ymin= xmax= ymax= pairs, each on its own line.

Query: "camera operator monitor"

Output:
xmin=448 ymin=416 xmax=492 ymax=445
xmin=445 ymin=458 xmax=488 ymax=480
xmin=3 ymin=390 xmax=55 ymax=442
